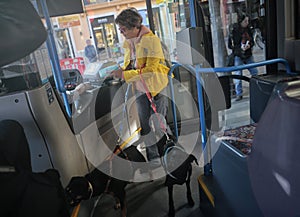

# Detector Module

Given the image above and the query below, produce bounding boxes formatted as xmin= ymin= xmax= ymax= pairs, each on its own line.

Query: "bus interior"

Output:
xmin=1 ymin=0 xmax=300 ymax=217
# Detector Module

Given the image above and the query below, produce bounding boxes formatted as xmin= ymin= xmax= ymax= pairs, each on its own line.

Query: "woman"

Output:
xmin=229 ymin=13 xmax=258 ymax=101
xmin=110 ymin=8 xmax=170 ymax=169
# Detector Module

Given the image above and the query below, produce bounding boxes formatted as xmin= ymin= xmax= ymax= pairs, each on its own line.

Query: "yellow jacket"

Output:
xmin=122 ymin=31 xmax=170 ymax=97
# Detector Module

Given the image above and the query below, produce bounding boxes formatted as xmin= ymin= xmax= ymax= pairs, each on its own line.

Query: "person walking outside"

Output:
xmin=84 ymin=39 xmax=97 ymax=63
xmin=109 ymin=8 xmax=170 ymax=170
xmin=228 ymin=12 xmax=258 ymax=101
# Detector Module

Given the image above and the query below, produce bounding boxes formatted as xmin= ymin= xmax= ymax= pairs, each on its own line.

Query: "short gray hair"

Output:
xmin=115 ymin=8 xmax=143 ymax=29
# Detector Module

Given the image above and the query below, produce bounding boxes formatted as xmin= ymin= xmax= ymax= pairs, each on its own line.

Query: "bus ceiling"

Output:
xmin=0 ymin=0 xmax=47 ymax=67
xmin=0 ymin=0 xmax=83 ymax=67
xmin=32 ymin=0 xmax=83 ymax=18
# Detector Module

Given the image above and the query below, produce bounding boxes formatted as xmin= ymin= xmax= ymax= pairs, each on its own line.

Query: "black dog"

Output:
xmin=65 ymin=145 xmax=147 ymax=217
xmin=157 ymin=135 xmax=198 ymax=217
xmin=66 ymin=137 xmax=197 ymax=217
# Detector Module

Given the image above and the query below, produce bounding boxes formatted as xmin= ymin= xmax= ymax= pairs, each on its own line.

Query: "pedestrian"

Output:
xmin=109 ymin=8 xmax=171 ymax=169
xmin=84 ymin=39 xmax=97 ymax=63
xmin=228 ymin=12 xmax=258 ymax=101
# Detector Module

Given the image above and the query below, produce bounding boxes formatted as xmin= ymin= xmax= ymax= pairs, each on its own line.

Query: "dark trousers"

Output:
xmin=135 ymin=88 xmax=169 ymax=161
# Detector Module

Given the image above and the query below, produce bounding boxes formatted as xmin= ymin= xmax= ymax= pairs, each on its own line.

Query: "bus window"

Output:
xmin=0 ymin=42 xmax=53 ymax=95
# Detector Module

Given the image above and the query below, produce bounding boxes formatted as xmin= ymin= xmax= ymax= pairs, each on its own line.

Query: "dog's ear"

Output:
xmin=65 ymin=176 xmax=91 ymax=206
xmin=188 ymin=154 xmax=198 ymax=165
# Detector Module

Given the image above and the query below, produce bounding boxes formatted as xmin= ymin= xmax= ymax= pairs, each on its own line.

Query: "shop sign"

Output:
xmin=97 ymin=18 xmax=108 ymax=24
xmin=96 ymin=16 xmax=115 ymax=25
xmin=58 ymin=15 xmax=81 ymax=28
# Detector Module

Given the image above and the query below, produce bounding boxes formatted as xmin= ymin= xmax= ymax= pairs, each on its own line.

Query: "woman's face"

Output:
xmin=118 ymin=25 xmax=139 ymax=39
xmin=240 ymin=17 xmax=249 ymax=28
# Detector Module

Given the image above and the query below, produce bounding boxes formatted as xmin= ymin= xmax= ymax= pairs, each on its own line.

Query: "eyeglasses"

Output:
xmin=118 ymin=26 xmax=128 ymax=34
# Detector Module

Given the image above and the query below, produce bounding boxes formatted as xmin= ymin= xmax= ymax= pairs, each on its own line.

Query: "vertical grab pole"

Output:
xmin=189 ymin=0 xmax=212 ymax=175
xmin=40 ymin=0 xmax=72 ymax=117
xmin=168 ymin=64 xmax=181 ymax=141
xmin=195 ymin=65 xmax=211 ymax=175
xmin=146 ymin=0 xmax=155 ymax=34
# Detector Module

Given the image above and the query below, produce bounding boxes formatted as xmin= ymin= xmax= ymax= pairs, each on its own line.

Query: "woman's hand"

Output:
xmin=242 ymin=40 xmax=251 ymax=51
xmin=109 ymin=67 xmax=123 ymax=79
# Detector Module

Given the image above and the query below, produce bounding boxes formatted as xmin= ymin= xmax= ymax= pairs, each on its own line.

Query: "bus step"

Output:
xmin=198 ymin=174 xmax=215 ymax=208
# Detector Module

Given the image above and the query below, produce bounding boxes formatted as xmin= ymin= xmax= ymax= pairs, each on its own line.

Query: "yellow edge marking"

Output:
xmin=105 ymin=127 xmax=142 ymax=160
xmin=119 ymin=127 xmax=141 ymax=150
xmin=71 ymin=204 xmax=81 ymax=217
xmin=198 ymin=176 xmax=215 ymax=207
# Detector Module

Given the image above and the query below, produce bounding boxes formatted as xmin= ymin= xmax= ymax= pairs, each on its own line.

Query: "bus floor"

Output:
xmin=93 ymin=90 xmax=250 ymax=217
xmin=126 ymin=165 xmax=205 ymax=217
xmin=125 ymin=95 xmax=250 ymax=217
xmin=125 ymin=130 xmax=205 ymax=217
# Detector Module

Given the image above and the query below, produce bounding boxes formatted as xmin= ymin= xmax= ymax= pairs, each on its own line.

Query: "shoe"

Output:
xmin=235 ymin=95 xmax=243 ymax=101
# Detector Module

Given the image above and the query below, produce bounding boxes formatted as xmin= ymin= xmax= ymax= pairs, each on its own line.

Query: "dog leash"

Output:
xmin=101 ymin=84 xmax=137 ymax=212
xmin=138 ymin=66 xmax=169 ymax=140
xmin=71 ymin=87 xmax=140 ymax=217
xmin=87 ymin=144 xmax=129 ymax=217
xmin=71 ymin=203 xmax=81 ymax=217
xmin=138 ymin=66 xmax=183 ymax=180
xmin=116 ymin=83 xmax=132 ymax=145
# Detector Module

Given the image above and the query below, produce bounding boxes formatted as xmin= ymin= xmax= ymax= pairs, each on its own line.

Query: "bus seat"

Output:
xmin=248 ymin=80 xmax=300 ymax=217
xmin=0 ymin=119 xmax=32 ymax=171
xmin=0 ymin=119 xmax=70 ymax=217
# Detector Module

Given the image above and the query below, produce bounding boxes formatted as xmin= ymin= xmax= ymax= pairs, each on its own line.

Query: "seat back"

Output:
xmin=0 ymin=119 xmax=32 ymax=171
xmin=248 ymin=80 xmax=300 ymax=217
xmin=0 ymin=120 xmax=70 ymax=217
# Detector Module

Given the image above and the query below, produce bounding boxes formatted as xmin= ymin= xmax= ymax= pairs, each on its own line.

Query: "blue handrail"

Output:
xmin=168 ymin=58 xmax=294 ymax=175
xmin=168 ymin=62 xmax=211 ymax=174
xmin=168 ymin=58 xmax=294 ymax=139
xmin=196 ymin=58 xmax=293 ymax=74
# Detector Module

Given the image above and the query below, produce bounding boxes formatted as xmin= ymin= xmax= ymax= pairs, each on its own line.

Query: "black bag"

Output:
xmin=0 ymin=120 xmax=70 ymax=217
xmin=1 ymin=169 xmax=70 ymax=217
xmin=226 ymin=53 xmax=235 ymax=66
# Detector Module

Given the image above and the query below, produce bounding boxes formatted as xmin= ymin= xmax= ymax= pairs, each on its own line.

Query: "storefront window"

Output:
xmin=91 ymin=15 xmax=119 ymax=61
xmin=55 ymin=29 xmax=73 ymax=60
